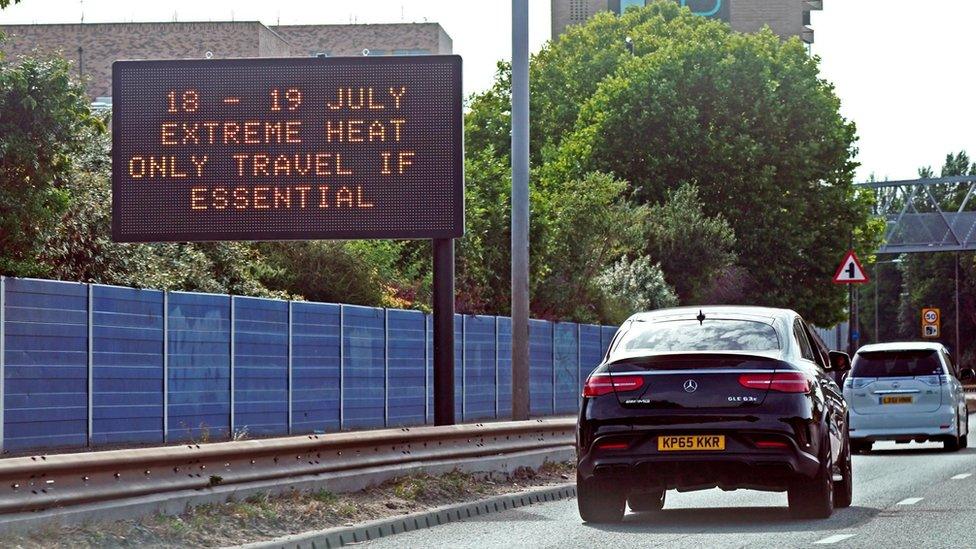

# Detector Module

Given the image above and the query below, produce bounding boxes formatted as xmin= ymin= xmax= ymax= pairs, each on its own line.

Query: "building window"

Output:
xmin=569 ymin=0 xmax=587 ymax=22
xmin=393 ymin=49 xmax=431 ymax=56
xmin=364 ymin=49 xmax=387 ymax=56
xmin=618 ymin=0 xmax=645 ymax=14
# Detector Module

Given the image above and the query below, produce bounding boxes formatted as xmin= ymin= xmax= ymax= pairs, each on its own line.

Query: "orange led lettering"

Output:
xmin=253 ymin=154 xmax=270 ymax=176
xmin=232 ymin=154 xmax=247 ymax=176
xmin=357 ymin=186 xmax=374 ymax=207
xmin=286 ymin=88 xmax=302 ymax=110
xmin=274 ymin=187 xmax=292 ymax=208
xmin=149 ymin=156 xmax=168 ymax=178
xmin=161 ymin=123 xmax=177 ymax=145
xmin=190 ymin=187 xmax=207 ymax=210
xmin=202 ymin=122 xmax=220 ymax=143
xmin=233 ymin=187 xmax=249 ymax=209
xmin=390 ymin=87 xmax=406 ymax=109
xmin=129 ymin=156 xmax=146 ymax=178
xmin=348 ymin=88 xmax=365 ymax=110
xmin=243 ymin=122 xmax=261 ymax=144
xmin=182 ymin=123 xmax=199 ymax=145
xmin=326 ymin=88 xmax=343 ymax=110
xmin=380 ymin=152 xmax=392 ymax=175
xmin=368 ymin=88 xmax=385 ymax=110
xmin=390 ymin=119 xmax=405 ymax=141
xmin=318 ymin=186 xmax=330 ymax=208
xmin=293 ymin=154 xmax=312 ymax=175
xmin=295 ymin=186 xmax=312 ymax=208
xmin=348 ymin=120 xmax=364 ymax=142
xmin=253 ymin=187 xmax=271 ymax=209
xmin=326 ymin=121 xmax=344 ymax=142
xmin=314 ymin=153 xmax=332 ymax=176
xmin=336 ymin=153 xmax=352 ymax=175
xmin=285 ymin=121 xmax=302 ymax=143
xmin=190 ymin=155 xmax=207 ymax=177
xmin=273 ymin=155 xmax=291 ymax=176
xmin=368 ymin=121 xmax=386 ymax=142
xmin=336 ymin=186 xmax=354 ymax=207
xmin=223 ymin=122 xmax=240 ymax=144
xmin=398 ymin=151 xmax=415 ymax=174
xmin=213 ymin=187 xmax=229 ymax=209
xmin=265 ymin=122 xmax=282 ymax=143
xmin=170 ymin=157 xmax=188 ymax=178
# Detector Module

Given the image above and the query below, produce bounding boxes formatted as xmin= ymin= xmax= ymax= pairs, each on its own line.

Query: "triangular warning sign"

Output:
xmin=833 ymin=250 xmax=870 ymax=284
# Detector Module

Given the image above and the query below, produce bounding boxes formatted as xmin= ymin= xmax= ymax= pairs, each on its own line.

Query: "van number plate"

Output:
xmin=881 ymin=395 xmax=913 ymax=405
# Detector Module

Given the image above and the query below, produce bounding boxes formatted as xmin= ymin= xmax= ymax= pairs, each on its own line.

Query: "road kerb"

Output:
xmin=231 ymin=483 xmax=577 ymax=549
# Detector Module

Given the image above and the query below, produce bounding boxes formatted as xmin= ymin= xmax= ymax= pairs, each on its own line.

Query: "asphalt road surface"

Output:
xmin=368 ymin=415 xmax=976 ymax=548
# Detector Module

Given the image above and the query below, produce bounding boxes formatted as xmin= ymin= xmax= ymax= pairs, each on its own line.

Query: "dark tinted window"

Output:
xmin=793 ymin=320 xmax=815 ymax=361
xmin=613 ymin=319 xmax=780 ymax=355
xmin=852 ymin=350 xmax=944 ymax=377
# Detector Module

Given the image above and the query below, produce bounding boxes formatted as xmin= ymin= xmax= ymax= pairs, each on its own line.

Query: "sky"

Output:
xmin=1 ymin=0 xmax=974 ymax=181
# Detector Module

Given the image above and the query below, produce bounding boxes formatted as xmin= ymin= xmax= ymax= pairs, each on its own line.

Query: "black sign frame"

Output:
xmin=111 ymin=55 xmax=464 ymax=243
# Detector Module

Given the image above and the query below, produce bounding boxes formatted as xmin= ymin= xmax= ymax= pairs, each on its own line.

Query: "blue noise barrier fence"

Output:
xmin=0 ymin=278 xmax=615 ymax=453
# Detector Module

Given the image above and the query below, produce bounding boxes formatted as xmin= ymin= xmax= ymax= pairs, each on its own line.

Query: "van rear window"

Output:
xmin=852 ymin=350 xmax=943 ymax=377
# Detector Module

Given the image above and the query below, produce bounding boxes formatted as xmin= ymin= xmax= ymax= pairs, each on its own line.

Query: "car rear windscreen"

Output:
xmin=613 ymin=319 xmax=780 ymax=355
xmin=851 ymin=350 xmax=943 ymax=377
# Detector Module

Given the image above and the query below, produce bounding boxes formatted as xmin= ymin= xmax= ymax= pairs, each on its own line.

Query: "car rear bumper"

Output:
xmin=577 ymin=431 xmax=821 ymax=492
xmin=849 ymin=404 xmax=959 ymax=440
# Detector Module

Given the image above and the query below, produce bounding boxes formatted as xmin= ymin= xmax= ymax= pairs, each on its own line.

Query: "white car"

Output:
xmin=844 ymin=342 xmax=974 ymax=453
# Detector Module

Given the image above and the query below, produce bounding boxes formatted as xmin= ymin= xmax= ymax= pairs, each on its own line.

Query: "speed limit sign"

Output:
xmin=921 ymin=308 xmax=940 ymax=339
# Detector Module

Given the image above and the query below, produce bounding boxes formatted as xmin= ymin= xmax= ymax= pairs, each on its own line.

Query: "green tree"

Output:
xmin=531 ymin=172 xmax=648 ymax=321
xmin=597 ymin=255 xmax=678 ymax=323
xmin=454 ymin=147 xmax=514 ymax=313
xmin=258 ymin=241 xmax=413 ymax=307
xmin=0 ymin=0 xmax=22 ymax=9
xmin=645 ymin=183 xmax=736 ymax=303
xmin=0 ymin=55 xmax=103 ymax=276
xmin=534 ymin=5 xmax=877 ymax=325
xmin=44 ymin=171 xmax=288 ymax=298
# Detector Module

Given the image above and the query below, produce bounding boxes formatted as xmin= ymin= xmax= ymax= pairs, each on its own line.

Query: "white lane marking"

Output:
xmin=814 ymin=534 xmax=856 ymax=545
xmin=951 ymin=473 xmax=972 ymax=480
xmin=897 ymin=497 xmax=924 ymax=505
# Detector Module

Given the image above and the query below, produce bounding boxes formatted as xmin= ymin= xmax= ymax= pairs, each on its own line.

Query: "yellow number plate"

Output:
xmin=658 ymin=435 xmax=726 ymax=452
xmin=881 ymin=395 xmax=913 ymax=405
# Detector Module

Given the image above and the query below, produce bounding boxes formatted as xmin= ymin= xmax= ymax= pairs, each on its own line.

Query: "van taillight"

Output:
xmin=582 ymin=375 xmax=644 ymax=397
xmin=738 ymin=372 xmax=811 ymax=393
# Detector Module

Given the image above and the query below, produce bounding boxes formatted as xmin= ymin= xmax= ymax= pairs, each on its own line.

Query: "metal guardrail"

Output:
xmin=0 ymin=418 xmax=575 ymax=515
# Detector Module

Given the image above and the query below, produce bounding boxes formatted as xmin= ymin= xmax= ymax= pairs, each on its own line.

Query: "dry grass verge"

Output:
xmin=3 ymin=461 xmax=575 ymax=548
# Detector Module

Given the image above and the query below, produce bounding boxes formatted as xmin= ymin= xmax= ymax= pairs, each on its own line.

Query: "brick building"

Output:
xmin=0 ymin=21 xmax=453 ymax=99
xmin=552 ymin=0 xmax=822 ymax=43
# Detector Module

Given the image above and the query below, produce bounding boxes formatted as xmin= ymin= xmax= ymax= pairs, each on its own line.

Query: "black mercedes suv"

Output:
xmin=576 ymin=306 xmax=852 ymax=522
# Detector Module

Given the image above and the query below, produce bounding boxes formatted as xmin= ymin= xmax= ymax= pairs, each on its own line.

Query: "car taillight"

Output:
xmin=582 ymin=375 xmax=645 ymax=397
xmin=846 ymin=377 xmax=875 ymax=390
xmin=754 ymin=440 xmax=789 ymax=449
xmin=738 ymin=372 xmax=811 ymax=393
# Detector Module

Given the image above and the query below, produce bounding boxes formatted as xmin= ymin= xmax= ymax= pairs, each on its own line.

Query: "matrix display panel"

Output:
xmin=112 ymin=56 xmax=463 ymax=242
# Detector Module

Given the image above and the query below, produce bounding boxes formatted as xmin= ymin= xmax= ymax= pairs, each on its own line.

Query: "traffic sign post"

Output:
xmin=833 ymin=250 xmax=868 ymax=353
xmin=832 ymin=250 xmax=870 ymax=284
xmin=111 ymin=55 xmax=464 ymax=425
xmin=921 ymin=307 xmax=941 ymax=339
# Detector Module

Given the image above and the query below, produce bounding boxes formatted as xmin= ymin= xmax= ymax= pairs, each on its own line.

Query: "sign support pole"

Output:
xmin=433 ymin=238 xmax=456 ymax=426
xmin=955 ymin=252 xmax=960 ymax=355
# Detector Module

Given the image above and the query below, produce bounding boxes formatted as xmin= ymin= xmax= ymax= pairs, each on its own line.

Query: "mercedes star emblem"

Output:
xmin=683 ymin=379 xmax=699 ymax=393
